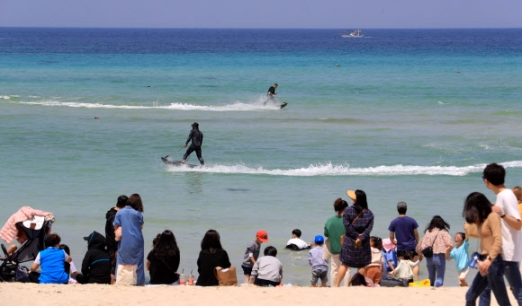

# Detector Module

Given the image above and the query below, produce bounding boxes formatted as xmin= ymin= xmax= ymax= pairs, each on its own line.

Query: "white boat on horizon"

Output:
xmin=339 ymin=29 xmax=364 ymax=38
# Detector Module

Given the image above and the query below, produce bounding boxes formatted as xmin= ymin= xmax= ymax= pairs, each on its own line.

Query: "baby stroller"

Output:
xmin=0 ymin=216 xmax=52 ymax=282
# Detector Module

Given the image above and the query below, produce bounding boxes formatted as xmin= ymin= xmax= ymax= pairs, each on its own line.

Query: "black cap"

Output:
xmin=192 ymin=122 xmax=199 ymax=127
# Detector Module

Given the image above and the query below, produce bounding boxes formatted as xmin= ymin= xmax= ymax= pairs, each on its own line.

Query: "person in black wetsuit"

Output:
xmin=182 ymin=122 xmax=204 ymax=165
xmin=265 ymin=83 xmax=278 ymax=105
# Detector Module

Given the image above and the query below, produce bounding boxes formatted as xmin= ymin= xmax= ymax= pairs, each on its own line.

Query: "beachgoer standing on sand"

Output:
xmin=445 ymin=231 xmax=470 ymax=286
xmin=479 ymin=163 xmax=522 ymax=305
xmin=323 ymin=198 xmax=350 ymax=286
xmin=463 ymin=192 xmax=511 ymax=306
xmin=113 ymin=194 xmax=145 ymax=285
xmin=388 ymin=201 xmax=420 ymax=278
xmin=309 ymin=235 xmax=328 ymax=287
xmin=105 ymin=195 xmax=127 ymax=283
xmin=241 ymin=230 xmax=268 ymax=284
xmin=334 ymin=189 xmax=374 ymax=287
xmin=416 ymin=215 xmax=453 ymax=287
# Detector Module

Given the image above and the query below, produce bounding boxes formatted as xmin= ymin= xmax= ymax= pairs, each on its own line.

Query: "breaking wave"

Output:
xmin=164 ymin=161 xmax=522 ymax=177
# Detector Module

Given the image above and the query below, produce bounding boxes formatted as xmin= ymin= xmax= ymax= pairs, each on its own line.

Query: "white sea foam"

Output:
xmin=17 ymin=99 xmax=281 ymax=111
xmin=2 ymin=96 xmax=10 ymax=100
xmin=165 ymin=161 xmax=522 ymax=177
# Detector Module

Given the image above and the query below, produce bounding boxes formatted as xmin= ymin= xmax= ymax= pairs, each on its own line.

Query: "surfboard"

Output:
xmin=280 ymin=102 xmax=288 ymax=109
xmin=161 ymin=156 xmax=200 ymax=168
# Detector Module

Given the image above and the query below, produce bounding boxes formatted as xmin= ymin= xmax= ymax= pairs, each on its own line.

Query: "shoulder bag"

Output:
xmin=421 ymin=230 xmax=441 ymax=258
xmin=340 ymin=209 xmax=366 ymax=247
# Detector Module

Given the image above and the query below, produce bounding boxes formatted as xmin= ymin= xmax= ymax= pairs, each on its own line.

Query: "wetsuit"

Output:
xmin=183 ymin=127 xmax=204 ymax=165
xmin=267 ymin=86 xmax=277 ymax=100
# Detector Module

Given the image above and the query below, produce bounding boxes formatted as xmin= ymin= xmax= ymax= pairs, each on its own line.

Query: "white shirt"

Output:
xmin=496 ymin=189 xmax=522 ymax=262
xmin=286 ymin=238 xmax=309 ymax=249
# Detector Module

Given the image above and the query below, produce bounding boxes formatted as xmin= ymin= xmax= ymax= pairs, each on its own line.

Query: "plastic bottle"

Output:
xmin=188 ymin=269 xmax=194 ymax=286
xmin=180 ymin=269 xmax=186 ymax=286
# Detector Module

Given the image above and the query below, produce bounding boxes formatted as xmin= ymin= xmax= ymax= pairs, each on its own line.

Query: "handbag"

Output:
xmin=421 ymin=230 xmax=441 ymax=258
xmin=340 ymin=209 xmax=366 ymax=247
xmin=214 ymin=266 xmax=238 ymax=286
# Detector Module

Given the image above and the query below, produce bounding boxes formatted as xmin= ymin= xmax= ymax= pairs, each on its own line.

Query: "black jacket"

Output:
xmin=105 ymin=208 xmax=118 ymax=253
xmin=185 ymin=128 xmax=203 ymax=147
xmin=82 ymin=231 xmax=111 ymax=284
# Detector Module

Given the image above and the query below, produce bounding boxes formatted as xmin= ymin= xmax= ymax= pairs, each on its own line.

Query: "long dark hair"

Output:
xmin=152 ymin=230 xmax=179 ymax=259
xmin=201 ymin=229 xmax=223 ymax=254
xmin=127 ymin=194 xmax=144 ymax=212
xmin=425 ymin=215 xmax=450 ymax=233
xmin=463 ymin=192 xmax=492 ymax=225
xmin=353 ymin=190 xmax=368 ymax=213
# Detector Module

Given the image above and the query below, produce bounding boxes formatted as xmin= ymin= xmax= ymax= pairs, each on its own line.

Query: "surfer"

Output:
xmin=182 ymin=122 xmax=204 ymax=165
xmin=264 ymin=83 xmax=278 ymax=105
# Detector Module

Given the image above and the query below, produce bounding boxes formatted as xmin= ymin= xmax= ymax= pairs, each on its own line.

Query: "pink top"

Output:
xmin=415 ymin=228 xmax=452 ymax=255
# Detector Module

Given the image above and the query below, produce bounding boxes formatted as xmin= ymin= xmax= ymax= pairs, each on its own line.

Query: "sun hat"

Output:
xmin=346 ymin=190 xmax=356 ymax=201
xmin=382 ymin=238 xmax=396 ymax=252
xmin=314 ymin=235 xmax=324 ymax=244
xmin=256 ymin=230 xmax=269 ymax=242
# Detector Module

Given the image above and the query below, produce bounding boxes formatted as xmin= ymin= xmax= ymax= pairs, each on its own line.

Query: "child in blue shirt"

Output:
xmin=308 ymin=235 xmax=328 ymax=287
xmin=381 ymin=238 xmax=398 ymax=279
xmin=445 ymin=232 xmax=469 ymax=286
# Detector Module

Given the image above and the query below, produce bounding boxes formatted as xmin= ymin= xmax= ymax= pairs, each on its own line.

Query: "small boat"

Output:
xmin=339 ymin=29 xmax=364 ymax=38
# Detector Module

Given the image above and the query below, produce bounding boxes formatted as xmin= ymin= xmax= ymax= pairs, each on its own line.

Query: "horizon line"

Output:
xmin=1 ymin=26 xmax=521 ymax=30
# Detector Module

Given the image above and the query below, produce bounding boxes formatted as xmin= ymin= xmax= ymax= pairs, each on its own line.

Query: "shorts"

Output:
xmin=397 ymin=249 xmax=418 ymax=258
xmin=254 ymin=278 xmax=280 ymax=287
xmin=458 ymin=268 xmax=470 ymax=280
xmin=241 ymin=265 xmax=253 ymax=276
xmin=311 ymin=269 xmax=328 ymax=285
xmin=365 ymin=266 xmax=382 ymax=284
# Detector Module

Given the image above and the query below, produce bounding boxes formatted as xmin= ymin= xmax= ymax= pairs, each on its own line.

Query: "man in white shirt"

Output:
xmin=286 ymin=229 xmax=311 ymax=250
xmin=480 ymin=163 xmax=522 ymax=306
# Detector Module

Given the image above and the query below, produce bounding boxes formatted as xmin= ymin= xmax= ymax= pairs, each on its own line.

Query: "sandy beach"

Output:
xmin=0 ymin=283 xmax=516 ymax=306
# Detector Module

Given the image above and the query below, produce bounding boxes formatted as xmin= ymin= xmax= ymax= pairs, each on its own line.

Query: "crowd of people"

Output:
xmin=6 ymin=162 xmax=522 ymax=304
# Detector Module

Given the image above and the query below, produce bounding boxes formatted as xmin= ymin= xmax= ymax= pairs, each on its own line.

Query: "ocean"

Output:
xmin=1 ymin=28 xmax=521 ymax=286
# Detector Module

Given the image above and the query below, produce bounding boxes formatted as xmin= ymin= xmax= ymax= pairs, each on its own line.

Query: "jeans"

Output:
xmin=479 ymin=260 xmax=521 ymax=306
xmin=426 ymin=253 xmax=446 ymax=287
xmin=467 ymin=256 xmax=511 ymax=306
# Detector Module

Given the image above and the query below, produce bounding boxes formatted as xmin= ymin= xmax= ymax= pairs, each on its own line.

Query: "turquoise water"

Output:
xmin=1 ymin=28 xmax=522 ymax=285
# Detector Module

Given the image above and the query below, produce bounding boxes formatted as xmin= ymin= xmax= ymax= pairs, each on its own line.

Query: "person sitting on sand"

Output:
xmin=30 ymin=233 xmax=72 ymax=284
xmin=390 ymin=251 xmax=419 ymax=282
xmin=251 ymin=246 xmax=283 ymax=287
xmin=196 ymin=229 xmax=231 ymax=286
xmin=286 ymin=229 xmax=311 ymax=250
xmin=77 ymin=231 xmax=111 ymax=284
xmin=366 ymin=236 xmax=384 ymax=285
xmin=147 ymin=230 xmax=180 ymax=285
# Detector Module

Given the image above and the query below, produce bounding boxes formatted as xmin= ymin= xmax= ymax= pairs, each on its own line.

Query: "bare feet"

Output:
xmin=181 ymin=160 xmax=186 ymax=163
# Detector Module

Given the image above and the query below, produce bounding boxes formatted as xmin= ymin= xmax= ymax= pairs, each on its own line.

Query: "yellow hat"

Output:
xmin=346 ymin=190 xmax=356 ymax=201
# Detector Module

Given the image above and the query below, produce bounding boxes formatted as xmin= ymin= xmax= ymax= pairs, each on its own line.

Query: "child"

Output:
xmin=29 ymin=233 xmax=72 ymax=284
xmin=241 ymin=230 xmax=268 ymax=284
xmin=445 ymin=232 xmax=469 ymax=286
xmin=251 ymin=246 xmax=283 ymax=286
xmin=381 ymin=238 xmax=398 ymax=279
xmin=59 ymin=244 xmax=79 ymax=284
xmin=286 ymin=229 xmax=311 ymax=250
xmin=366 ymin=236 xmax=384 ymax=285
xmin=391 ymin=252 xmax=419 ymax=282
xmin=308 ymin=235 xmax=328 ymax=287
